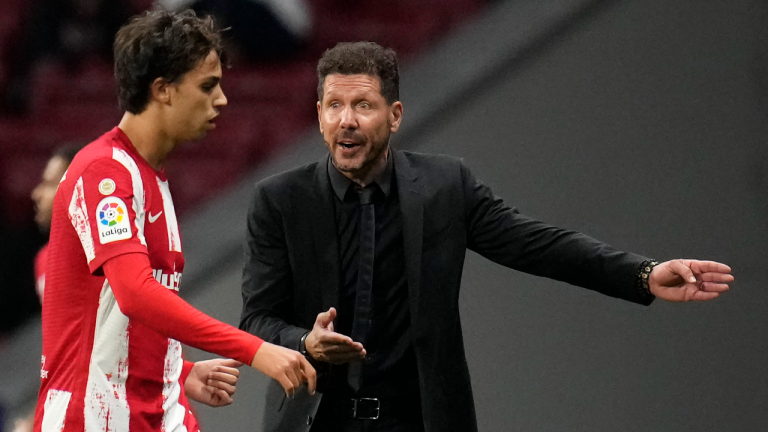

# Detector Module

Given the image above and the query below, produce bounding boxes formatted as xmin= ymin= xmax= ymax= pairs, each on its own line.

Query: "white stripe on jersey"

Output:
xmin=161 ymin=339 xmax=188 ymax=432
xmin=42 ymin=389 xmax=72 ymax=432
xmin=157 ymin=179 xmax=182 ymax=253
xmin=69 ymin=177 xmax=96 ymax=263
xmin=84 ymin=280 xmax=130 ymax=432
xmin=112 ymin=148 xmax=147 ymax=247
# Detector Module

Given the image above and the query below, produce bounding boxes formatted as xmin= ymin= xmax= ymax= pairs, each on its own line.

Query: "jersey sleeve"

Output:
xmin=67 ymin=158 xmax=148 ymax=274
xmin=103 ymin=253 xmax=263 ymax=364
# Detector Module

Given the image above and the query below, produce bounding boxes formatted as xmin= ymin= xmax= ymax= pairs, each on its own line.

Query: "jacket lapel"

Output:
xmin=394 ymin=150 xmax=423 ymax=321
xmin=309 ymin=157 xmax=340 ymax=311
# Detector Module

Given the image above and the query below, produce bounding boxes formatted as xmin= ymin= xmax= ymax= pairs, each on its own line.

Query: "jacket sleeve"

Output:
xmin=239 ymin=182 xmax=309 ymax=349
xmin=460 ymin=161 xmax=654 ymax=305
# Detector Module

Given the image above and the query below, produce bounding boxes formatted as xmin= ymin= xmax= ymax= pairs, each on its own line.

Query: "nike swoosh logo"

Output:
xmin=148 ymin=211 xmax=163 ymax=223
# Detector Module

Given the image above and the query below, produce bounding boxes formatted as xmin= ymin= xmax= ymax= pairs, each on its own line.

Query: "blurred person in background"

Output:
xmin=34 ymin=9 xmax=315 ymax=432
xmin=8 ymin=144 xmax=81 ymax=432
xmin=157 ymin=0 xmax=312 ymax=61
xmin=30 ymin=144 xmax=82 ymax=303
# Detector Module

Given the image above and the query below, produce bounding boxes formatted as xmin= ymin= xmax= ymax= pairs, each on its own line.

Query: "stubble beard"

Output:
xmin=330 ymin=133 xmax=389 ymax=178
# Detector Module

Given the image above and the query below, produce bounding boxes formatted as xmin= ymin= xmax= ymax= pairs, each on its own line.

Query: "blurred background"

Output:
xmin=1 ymin=0 xmax=767 ymax=431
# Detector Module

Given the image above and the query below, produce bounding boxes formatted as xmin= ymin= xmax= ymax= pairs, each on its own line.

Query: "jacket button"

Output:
xmin=306 ymin=416 xmax=313 ymax=426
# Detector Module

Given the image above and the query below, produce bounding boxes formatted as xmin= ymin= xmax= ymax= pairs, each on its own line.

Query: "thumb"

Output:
xmin=219 ymin=359 xmax=243 ymax=368
xmin=670 ymin=260 xmax=697 ymax=284
xmin=316 ymin=307 xmax=336 ymax=328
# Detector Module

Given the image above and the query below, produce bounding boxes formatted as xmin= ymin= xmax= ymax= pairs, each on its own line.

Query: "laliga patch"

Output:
xmin=96 ymin=196 xmax=132 ymax=244
xmin=98 ymin=178 xmax=116 ymax=195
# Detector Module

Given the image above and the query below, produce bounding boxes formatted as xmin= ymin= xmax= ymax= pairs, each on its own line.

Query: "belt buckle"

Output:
xmin=352 ymin=398 xmax=380 ymax=420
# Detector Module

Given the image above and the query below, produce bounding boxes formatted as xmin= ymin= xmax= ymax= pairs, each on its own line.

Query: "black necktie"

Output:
xmin=347 ymin=187 xmax=375 ymax=392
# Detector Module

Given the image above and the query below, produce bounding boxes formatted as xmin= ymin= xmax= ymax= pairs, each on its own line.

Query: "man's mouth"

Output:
xmin=338 ymin=142 xmax=359 ymax=149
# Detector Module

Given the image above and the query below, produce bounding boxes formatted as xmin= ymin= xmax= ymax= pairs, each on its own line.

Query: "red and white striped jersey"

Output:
xmin=35 ymin=127 xmax=200 ymax=432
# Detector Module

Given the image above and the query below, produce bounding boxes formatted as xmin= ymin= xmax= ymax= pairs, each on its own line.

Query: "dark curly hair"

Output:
xmin=316 ymin=42 xmax=399 ymax=104
xmin=114 ymin=9 xmax=226 ymax=114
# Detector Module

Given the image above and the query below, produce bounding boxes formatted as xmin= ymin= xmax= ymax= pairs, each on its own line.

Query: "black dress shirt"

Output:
xmin=325 ymin=153 xmax=420 ymax=398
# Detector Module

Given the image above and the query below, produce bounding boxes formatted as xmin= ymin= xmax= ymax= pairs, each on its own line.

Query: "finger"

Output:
xmin=692 ymin=290 xmax=719 ymax=301
xmin=689 ymin=260 xmax=731 ymax=274
xmin=278 ymin=374 xmax=296 ymax=396
xmin=669 ymin=260 xmax=697 ymax=283
xmin=323 ymin=343 xmax=365 ymax=354
xmin=328 ymin=321 xmax=334 ymax=332
xmin=209 ymin=369 xmax=240 ymax=384
xmin=216 ymin=359 xmax=243 ymax=369
xmin=698 ymin=272 xmax=734 ymax=283
xmin=215 ymin=388 xmax=233 ymax=405
xmin=207 ymin=378 xmax=237 ymax=395
xmin=318 ymin=331 xmax=362 ymax=346
xmin=286 ymin=367 xmax=302 ymax=393
xmin=700 ymin=282 xmax=730 ymax=293
xmin=318 ymin=332 xmax=357 ymax=346
xmin=300 ymin=357 xmax=317 ymax=395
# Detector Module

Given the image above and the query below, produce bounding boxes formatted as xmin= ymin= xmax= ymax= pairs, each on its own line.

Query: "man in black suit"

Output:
xmin=239 ymin=42 xmax=733 ymax=432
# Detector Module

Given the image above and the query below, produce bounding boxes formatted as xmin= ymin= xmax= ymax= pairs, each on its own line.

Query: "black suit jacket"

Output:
xmin=240 ymin=149 xmax=653 ymax=432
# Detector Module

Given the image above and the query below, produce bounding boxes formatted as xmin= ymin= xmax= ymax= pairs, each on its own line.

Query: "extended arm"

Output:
xmin=460 ymin=163 xmax=732 ymax=303
xmin=104 ymin=253 xmax=316 ymax=395
xmin=104 ymin=252 xmax=263 ymax=362
xmin=460 ymin=162 xmax=651 ymax=304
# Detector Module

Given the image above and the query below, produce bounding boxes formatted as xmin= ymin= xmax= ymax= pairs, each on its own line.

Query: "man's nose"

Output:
xmin=339 ymin=106 xmax=357 ymax=129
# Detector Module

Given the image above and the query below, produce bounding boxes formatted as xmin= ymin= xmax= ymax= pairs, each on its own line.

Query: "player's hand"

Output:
xmin=184 ymin=358 xmax=242 ymax=407
xmin=251 ymin=342 xmax=317 ymax=396
xmin=649 ymin=259 xmax=733 ymax=301
xmin=305 ymin=307 xmax=366 ymax=365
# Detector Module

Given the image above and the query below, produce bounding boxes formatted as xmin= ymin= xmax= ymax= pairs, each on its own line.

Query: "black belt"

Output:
xmin=330 ymin=396 xmax=421 ymax=421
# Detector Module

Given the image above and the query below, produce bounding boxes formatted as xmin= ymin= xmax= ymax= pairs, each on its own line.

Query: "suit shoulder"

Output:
xmin=399 ymin=150 xmax=463 ymax=166
xmin=398 ymin=150 xmax=466 ymax=181
xmin=253 ymin=161 xmax=319 ymax=194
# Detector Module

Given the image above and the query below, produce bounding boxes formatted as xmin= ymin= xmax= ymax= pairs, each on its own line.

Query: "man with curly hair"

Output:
xmin=239 ymin=41 xmax=733 ymax=432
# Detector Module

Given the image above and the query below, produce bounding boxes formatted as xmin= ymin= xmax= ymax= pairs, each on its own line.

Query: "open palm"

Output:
xmin=648 ymin=259 xmax=733 ymax=301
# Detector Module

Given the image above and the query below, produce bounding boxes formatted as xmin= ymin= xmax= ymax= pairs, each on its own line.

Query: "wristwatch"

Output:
xmin=299 ymin=331 xmax=310 ymax=356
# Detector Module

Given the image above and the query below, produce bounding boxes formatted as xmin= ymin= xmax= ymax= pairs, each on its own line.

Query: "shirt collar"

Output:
xmin=327 ymin=149 xmax=393 ymax=201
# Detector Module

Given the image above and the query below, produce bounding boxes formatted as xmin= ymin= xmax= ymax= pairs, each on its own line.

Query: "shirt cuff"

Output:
xmin=180 ymin=360 xmax=195 ymax=384
xmin=636 ymin=259 xmax=658 ymax=304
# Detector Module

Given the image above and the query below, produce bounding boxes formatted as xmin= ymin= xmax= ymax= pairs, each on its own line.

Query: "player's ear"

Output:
xmin=150 ymin=77 xmax=172 ymax=105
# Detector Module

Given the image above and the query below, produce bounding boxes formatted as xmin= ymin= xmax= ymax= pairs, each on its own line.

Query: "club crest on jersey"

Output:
xmin=98 ymin=178 xmax=116 ymax=195
xmin=96 ymin=197 xmax=132 ymax=244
